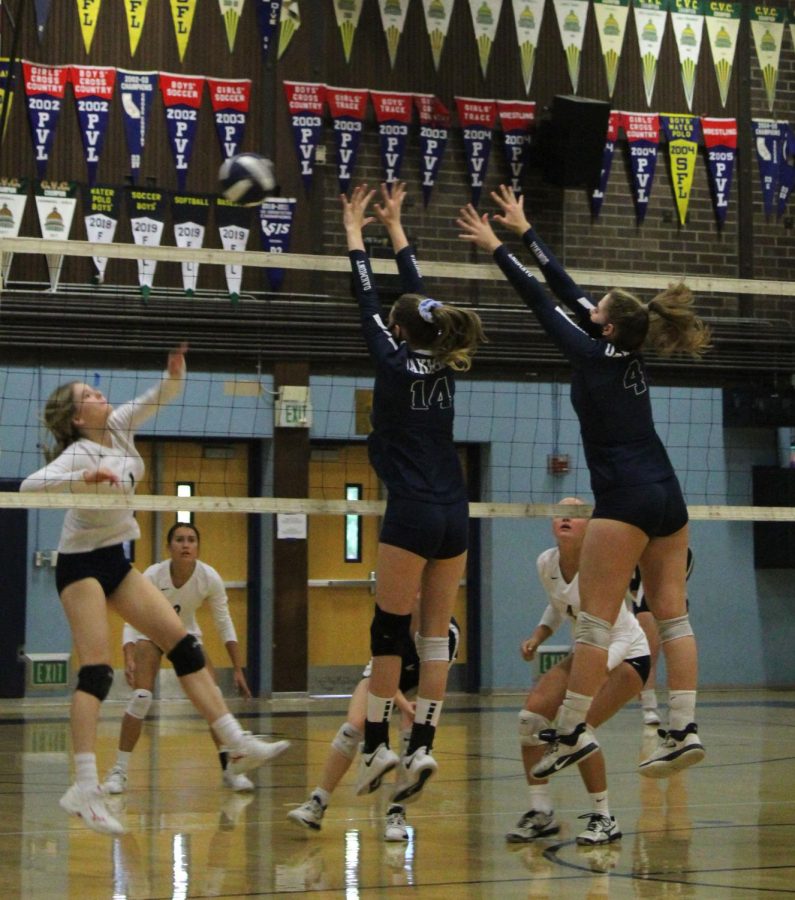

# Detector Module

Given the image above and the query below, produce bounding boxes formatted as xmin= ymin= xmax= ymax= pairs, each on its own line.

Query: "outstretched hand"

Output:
xmin=341 ymin=184 xmax=376 ymax=236
xmin=372 ymin=181 xmax=406 ymax=229
xmin=490 ymin=184 xmax=531 ymax=236
xmin=168 ymin=342 xmax=188 ymax=379
xmin=456 ymin=204 xmax=502 ymax=253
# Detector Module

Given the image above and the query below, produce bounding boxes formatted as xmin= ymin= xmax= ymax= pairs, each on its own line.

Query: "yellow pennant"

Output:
xmin=76 ymin=0 xmax=104 ymax=54
xmin=171 ymin=0 xmax=198 ymax=62
xmin=124 ymin=0 xmax=150 ymax=57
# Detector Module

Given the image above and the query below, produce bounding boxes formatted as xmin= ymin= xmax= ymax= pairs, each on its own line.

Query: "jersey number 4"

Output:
xmin=410 ymin=375 xmax=452 ymax=410
xmin=623 ymin=359 xmax=647 ymax=396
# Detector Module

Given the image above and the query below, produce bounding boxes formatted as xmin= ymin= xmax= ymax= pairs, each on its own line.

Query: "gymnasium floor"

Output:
xmin=0 ymin=690 xmax=793 ymax=898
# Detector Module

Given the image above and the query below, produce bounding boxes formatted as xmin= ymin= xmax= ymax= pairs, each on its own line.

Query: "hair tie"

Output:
xmin=418 ymin=298 xmax=442 ymax=323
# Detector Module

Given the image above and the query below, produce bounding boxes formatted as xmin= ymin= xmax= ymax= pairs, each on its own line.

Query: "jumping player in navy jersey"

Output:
xmin=457 ymin=186 xmax=710 ymax=779
xmin=343 ymin=182 xmax=485 ymax=804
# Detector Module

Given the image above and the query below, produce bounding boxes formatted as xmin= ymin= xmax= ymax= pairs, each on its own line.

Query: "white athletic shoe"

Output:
xmin=60 ymin=783 xmax=125 ymax=835
xmin=287 ymin=795 xmax=326 ymax=832
xmin=576 ymin=813 xmax=622 ymax=845
xmin=227 ymin=735 xmax=291 ymax=775
xmin=643 ymin=708 xmax=662 ymax=727
xmin=102 ymin=765 xmax=127 ymax=795
xmin=391 ymin=746 xmax=438 ymax=804
xmin=383 ymin=804 xmax=409 ymax=842
xmin=531 ymin=723 xmax=599 ymax=779
xmin=355 ymin=743 xmax=400 ymax=796
xmin=505 ymin=809 xmax=560 ymax=843
xmin=222 ymin=769 xmax=255 ymax=792
xmin=638 ymin=723 xmax=705 ymax=778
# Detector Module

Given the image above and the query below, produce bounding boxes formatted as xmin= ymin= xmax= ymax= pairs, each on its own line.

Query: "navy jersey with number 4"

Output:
xmin=493 ymin=229 xmax=675 ymax=494
xmin=350 ymin=246 xmax=467 ymax=505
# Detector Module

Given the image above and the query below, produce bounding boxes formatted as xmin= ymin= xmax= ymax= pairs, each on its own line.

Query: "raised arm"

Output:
xmin=372 ymin=181 xmax=426 ymax=295
xmin=117 ymin=343 xmax=188 ymax=434
xmin=490 ymin=185 xmax=600 ymax=336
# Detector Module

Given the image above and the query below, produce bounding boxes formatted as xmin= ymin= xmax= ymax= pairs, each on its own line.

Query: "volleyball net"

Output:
xmin=1 ymin=236 xmax=794 ymax=525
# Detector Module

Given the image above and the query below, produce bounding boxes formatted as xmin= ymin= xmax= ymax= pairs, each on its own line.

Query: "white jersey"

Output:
xmin=535 ymin=546 xmax=649 ymax=669
xmin=20 ymin=373 xmax=183 ymax=553
xmin=123 ymin=559 xmax=237 ymax=646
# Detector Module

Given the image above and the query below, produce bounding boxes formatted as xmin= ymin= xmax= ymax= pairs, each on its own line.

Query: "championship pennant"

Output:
xmin=70 ymin=65 xmax=116 ymax=186
xmin=622 ymin=112 xmax=659 ymax=223
xmin=415 ymin=93 xmax=451 ymax=206
xmin=172 ymin=194 xmax=210 ymax=294
xmin=334 ymin=0 xmax=364 ymax=63
xmin=701 ymin=117 xmax=736 ymax=226
xmin=283 ymin=81 xmax=326 ymax=191
xmin=83 ymin=184 xmax=120 ymax=283
xmin=207 ymin=78 xmax=251 ymax=162
xmin=591 ymin=110 xmax=621 ymax=218
xmin=0 ymin=178 xmax=29 ymax=285
xmin=371 ymin=90 xmax=413 ymax=186
xmin=0 ymin=58 xmax=14 ymax=140
xmin=704 ymin=0 xmax=741 ymax=109
xmin=127 ymin=187 xmax=166 ymax=299
xmin=633 ymin=0 xmax=667 ymax=107
xmin=752 ymin=119 xmax=782 ymax=218
xmin=278 ymin=0 xmax=301 ymax=59
xmin=34 ymin=179 xmax=78 ymax=292
xmin=160 ymin=73 xmax=204 ymax=191
xmin=497 ymin=100 xmax=535 ymax=196
xmin=379 ymin=0 xmax=409 ymax=68
xmin=455 ymin=96 xmax=497 ymax=207
xmin=593 ymin=0 xmax=629 ymax=98
xmin=552 ymin=0 xmax=590 ymax=94
xmin=118 ymin=70 xmax=157 ymax=184
xmin=259 ymin=196 xmax=297 ymax=291
xmin=215 ymin=199 xmax=251 ymax=302
xmin=660 ymin=113 xmax=701 ymax=225
xmin=34 ymin=0 xmax=53 ymax=43
xmin=256 ymin=0 xmax=283 ymax=62
xmin=326 ymin=86 xmax=368 ymax=194
xmin=124 ymin=0 xmax=150 ymax=56
xmin=749 ymin=5 xmax=786 ymax=113
xmin=670 ymin=0 xmax=704 ymax=112
xmin=422 ymin=0 xmax=454 ymax=70
xmin=218 ymin=0 xmax=246 ymax=52
xmin=170 ymin=0 xmax=198 ymax=63
xmin=512 ymin=0 xmax=546 ymax=95
xmin=469 ymin=0 xmax=504 ymax=78
xmin=22 ymin=61 xmax=68 ymax=180
xmin=778 ymin=124 xmax=795 ymax=219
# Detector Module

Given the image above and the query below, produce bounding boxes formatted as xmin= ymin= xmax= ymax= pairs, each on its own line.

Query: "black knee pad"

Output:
xmin=167 ymin=634 xmax=205 ymax=676
xmin=370 ymin=604 xmax=412 ymax=657
xmin=76 ymin=664 xmax=114 ymax=702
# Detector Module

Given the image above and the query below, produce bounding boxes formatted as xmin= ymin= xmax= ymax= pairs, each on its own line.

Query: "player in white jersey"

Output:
xmin=103 ymin=522 xmax=255 ymax=794
xmin=20 ymin=345 xmax=288 ymax=835
xmin=506 ymin=498 xmax=650 ymax=847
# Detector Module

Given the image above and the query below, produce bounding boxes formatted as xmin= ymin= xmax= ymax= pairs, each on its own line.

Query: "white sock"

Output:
xmin=211 ymin=713 xmax=245 ymax=748
xmin=366 ymin=693 xmax=394 ymax=725
xmin=528 ymin=784 xmax=553 ymax=815
xmin=312 ymin=787 xmax=330 ymax=808
xmin=668 ymin=690 xmax=697 ymax=732
xmin=114 ymin=750 xmax=132 ymax=773
xmin=414 ymin=696 xmax=444 ymax=728
xmin=557 ymin=691 xmax=592 ymax=735
xmin=590 ymin=790 xmax=609 ymax=817
xmin=640 ymin=689 xmax=658 ymax=711
xmin=75 ymin=752 xmax=98 ymax=790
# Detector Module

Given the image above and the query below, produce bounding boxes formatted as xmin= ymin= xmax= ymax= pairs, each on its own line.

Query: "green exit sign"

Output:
xmin=538 ymin=647 xmax=570 ymax=675
xmin=31 ymin=659 xmax=69 ymax=686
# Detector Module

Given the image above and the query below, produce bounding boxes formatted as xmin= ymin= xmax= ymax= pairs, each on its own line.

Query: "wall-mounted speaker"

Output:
xmin=532 ymin=95 xmax=611 ymax=189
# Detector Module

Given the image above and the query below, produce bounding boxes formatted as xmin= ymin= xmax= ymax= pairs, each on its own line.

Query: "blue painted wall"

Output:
xmin=2 ymin=365 xmax=792 ymax=691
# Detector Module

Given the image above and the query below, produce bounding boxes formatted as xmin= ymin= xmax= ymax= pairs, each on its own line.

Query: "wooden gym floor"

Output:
xmin=0 ymin=690 xmax=793 ymax=898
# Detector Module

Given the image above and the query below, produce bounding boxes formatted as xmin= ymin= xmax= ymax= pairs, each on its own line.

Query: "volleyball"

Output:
xmin=218 ymin=152 xmax=276 ymax=206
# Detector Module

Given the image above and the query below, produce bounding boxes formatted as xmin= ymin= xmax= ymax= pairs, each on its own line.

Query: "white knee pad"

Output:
xmin=657 ymin=614 xmax=694 ymax=643
xmin=416 ymin=634 xmax=450 ymax=663
xmin=518 ymin=710 xmax=550 ymax=747
xmin=126 ymin=689 xmax=153 ymax=720
xmin=575 ymin=611 xmax=612 ymax=650
xmin=331 ymin=723 xmax=363 ymax=760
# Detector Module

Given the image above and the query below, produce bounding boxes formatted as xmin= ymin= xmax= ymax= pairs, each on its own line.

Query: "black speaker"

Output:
xmin=533 ymin=95 xmax=611 ymax=188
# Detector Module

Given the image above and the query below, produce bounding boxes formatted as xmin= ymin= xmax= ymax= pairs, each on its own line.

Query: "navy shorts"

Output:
xmin=380 ymin=496 xmax=468 ymax=560
xmin=55 ymin=543 xmax=133 ymax=596
xmin=624 ymin=653 xmax=651 ymax=685
xmin=592 ymin=476 xmax=688 ymax=538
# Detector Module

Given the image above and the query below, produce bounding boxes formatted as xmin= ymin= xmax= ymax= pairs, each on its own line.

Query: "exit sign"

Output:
xmin=31 ymin=659 xmax=68 ymax=686
xmin=538 ymin=646 xmax=570 ymax=675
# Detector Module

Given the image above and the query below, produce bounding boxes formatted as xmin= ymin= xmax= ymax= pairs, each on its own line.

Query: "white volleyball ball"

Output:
xmin=219 ymin=152 xmax=276 ymax=206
